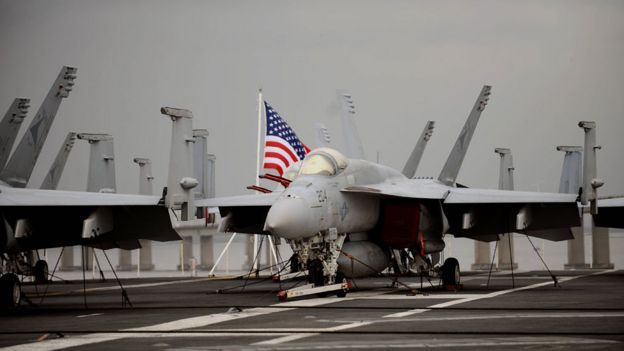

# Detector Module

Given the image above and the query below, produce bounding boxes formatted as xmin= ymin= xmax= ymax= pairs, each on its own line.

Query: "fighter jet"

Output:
xmin=0 ymin=107 xmax=203 ymax=309
xmin=198 ymin=86 xmax=580 ymax=297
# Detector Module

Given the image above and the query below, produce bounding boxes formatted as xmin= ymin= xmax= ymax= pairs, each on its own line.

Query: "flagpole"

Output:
xmin=256 ymin=88 xmax=263 ymax=187
xmin=253 ymin=88 xmax=263 ymax=275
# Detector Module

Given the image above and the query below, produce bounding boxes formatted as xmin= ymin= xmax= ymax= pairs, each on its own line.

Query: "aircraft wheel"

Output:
xmin=441 ymin=257 xmax=460 ymax=287
xmin=289 ymin=254 xmax=300 ymax=273
xmin=335 ymin=273 xmax=347 ymax=298
xmin=307 ymin=259 xmax=324 ymax=287
xmin=0 ymin=273 xmax=21 ymax=309
xmin=34 ymin=260 xmax=49 ymax=284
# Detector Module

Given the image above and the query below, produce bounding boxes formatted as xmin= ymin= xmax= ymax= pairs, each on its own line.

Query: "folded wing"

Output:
xmin=0 ymin=186 xmax=179 ymax=252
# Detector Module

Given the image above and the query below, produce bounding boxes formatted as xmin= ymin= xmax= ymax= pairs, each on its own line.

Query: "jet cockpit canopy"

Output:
xmin=299 ymin=147 xmax=348 ymax=176
xmin=283 ymin=161 xmax=301 ymax=181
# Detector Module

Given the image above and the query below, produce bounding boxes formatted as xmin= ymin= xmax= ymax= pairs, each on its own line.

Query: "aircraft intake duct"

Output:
xmin=378 ymin=199 xmax=445 ymax=255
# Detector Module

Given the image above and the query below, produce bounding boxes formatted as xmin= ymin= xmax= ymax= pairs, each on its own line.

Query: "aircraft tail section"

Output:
xmin=161 ymin=107 xmax=196 ymax=220
xmin=192 ymin=129 xmax=209 ymax=200
xmin=556 ymin=146 xmax=582 ymax=195
xmin=0 ymin=66 xmax=77 ymax=187
xmin=314 ymin=122 xmax=332 ymax=148
xmin=402 ymin=121 xmax=434 ymax=178
xmin=338 ymin=90 xmax=366 ymax=159
xmin=438 ymin=85 xmax=491 ymax=186
xmin=133 ymin=158 xmax=154 ymax=195
xmin=40 ymin=132 xmax=77 ymax=190
xmin=578 ymin=121 xmax=603 ymax=214
xmin=494 ymin=148 xmax=514 ymax=190
xmin=0 ymin=98 xmax=30 ymax=171
xmin=77 ymin=133 xmax=116 ymax=193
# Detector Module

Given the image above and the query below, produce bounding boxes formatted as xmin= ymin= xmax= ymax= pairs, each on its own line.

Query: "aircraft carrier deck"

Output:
xmin=0 ymin=269 xmax=622 ymax=350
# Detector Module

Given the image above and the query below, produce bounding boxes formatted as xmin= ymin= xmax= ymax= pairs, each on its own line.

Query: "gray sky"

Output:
xmin=1 ymin=0 xmax=623 ymax=198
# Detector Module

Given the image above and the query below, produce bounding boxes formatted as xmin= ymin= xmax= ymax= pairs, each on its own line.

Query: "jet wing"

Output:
xmin=443 ymin=188 xmax=579 ymax=241
xmin=1 ymin=186 xmax=162 ymax=206
xmin=195 ymin=193 xmax=281 ymax=234
xmin=341 ymin=179 xmax=580 ymax=241
xmin=444 ymin=188 xmax=577 ymax=204
xmin=0 ymin=186 xmax=180 ymax=252
xmin=593 ymin=197 xmax=624 ymax=229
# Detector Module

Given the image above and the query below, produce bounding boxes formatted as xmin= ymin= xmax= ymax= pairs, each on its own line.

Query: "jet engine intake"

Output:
xmin=378 ymin=200 xmax=445 ymax=256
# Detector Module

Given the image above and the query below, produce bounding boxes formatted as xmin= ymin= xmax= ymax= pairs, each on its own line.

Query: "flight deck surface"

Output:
xmin=1 ymin=270 xmax=622 ymax=350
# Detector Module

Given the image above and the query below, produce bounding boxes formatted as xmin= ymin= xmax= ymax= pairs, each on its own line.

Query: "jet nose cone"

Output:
xmin=264 ymin=197 xmax=313 ymax=240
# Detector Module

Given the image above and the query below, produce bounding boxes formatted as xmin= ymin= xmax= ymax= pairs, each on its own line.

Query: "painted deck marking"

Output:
xmin=4 ymin=270 xmax=617 ymax=350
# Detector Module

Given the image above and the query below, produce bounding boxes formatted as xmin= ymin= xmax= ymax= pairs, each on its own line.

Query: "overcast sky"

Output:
xmin=1 ymin=0 xmax=622 ymax=198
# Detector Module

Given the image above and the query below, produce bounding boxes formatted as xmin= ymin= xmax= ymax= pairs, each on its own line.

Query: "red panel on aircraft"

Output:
xmin=381 ymin=201 xmax=421 ymax=249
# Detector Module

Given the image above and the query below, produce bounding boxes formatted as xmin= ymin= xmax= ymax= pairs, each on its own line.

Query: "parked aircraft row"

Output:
xmin=0 ymin=67 xmax=621 ymax=307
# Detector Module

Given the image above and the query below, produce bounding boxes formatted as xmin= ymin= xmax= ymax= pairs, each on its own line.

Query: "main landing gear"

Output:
xmin=441 ymin=257 xmax=461 ymax=287
xmin=392 ymin=249 xmax=462 ymax=289
xmin=33 ymin=260 xmax=49 ymax=284
xmin=0 ymin=251 xmax=50 ymax=309
xmin=0 ymin=273 xmax=21 ymax=309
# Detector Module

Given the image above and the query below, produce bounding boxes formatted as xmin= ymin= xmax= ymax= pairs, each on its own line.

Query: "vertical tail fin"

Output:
xmin=0 ymin=66 xmax=77 ymax=187
xmin=556 ymin=146 xmax=583 ymax=194
xmin=314 ymin=122 xmax=332 ymax=148
xmin=402 ymin=121 xmax=434 ymax=178
xmin=578 ymin=121 xmax=603 ymax=214
xmin=40 ymin=132 xmax=77 ymax=190
xmin=133 ymin=158 xmax=154 ymax=195
xmin=0 ymin=98 xmax=30 ymax=170
xmin=77 ymin=133 xmax=116 ymax=193
xmin=192 ymin=129 xmax=209 ymax=200
xmin=161 ymin=107 xmax=197 ymax=220
xmin=438 ymin=85 xmax=492 ymax=186
xmin=337 ymin=90 xmax=366 ymax=159
xmin=494 ymin=148 xmax=514 ymax=190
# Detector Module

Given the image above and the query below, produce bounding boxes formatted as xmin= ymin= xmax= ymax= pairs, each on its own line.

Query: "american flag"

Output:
xmin=263 ymin=101 xmax=310 ymax=176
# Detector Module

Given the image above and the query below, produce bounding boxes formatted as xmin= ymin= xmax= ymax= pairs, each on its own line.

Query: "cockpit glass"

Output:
xmin=283 ymin=162 xmax=301 ymax=181
xmin=300 ymin=154 xmax=336 ymax=176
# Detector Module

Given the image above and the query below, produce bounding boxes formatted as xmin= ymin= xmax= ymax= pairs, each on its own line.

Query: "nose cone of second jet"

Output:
xmin=264 ymin=196 xmax=314 ymax=240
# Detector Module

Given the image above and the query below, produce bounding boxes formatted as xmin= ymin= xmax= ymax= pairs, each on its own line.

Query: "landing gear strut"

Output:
xmin=277 ymin=229 xmax=351 ymax=301
xmin=34 ymin=260 xmax=48 ymax=284
xmin=392 ymin=250 xmax=461 ymax=290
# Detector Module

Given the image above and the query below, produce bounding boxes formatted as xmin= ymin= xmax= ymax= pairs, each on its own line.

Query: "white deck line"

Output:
xmin=4 ymin=270 xmax=615 ymax=350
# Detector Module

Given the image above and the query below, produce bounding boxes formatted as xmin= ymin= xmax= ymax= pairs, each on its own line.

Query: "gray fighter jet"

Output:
xmin=0 ymin=107 xmax=199 ymax=308
xmin=198 ymin=86 xmax=580 ymax=296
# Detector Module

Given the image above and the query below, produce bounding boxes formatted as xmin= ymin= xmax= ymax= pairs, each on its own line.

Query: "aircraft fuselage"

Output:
xmin=264 ymin=159 xmax=406 ymax=240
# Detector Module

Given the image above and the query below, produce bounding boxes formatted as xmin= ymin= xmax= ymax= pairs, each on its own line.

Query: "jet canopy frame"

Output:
xmin=299 ymin=147 xmax=348 ymax=177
